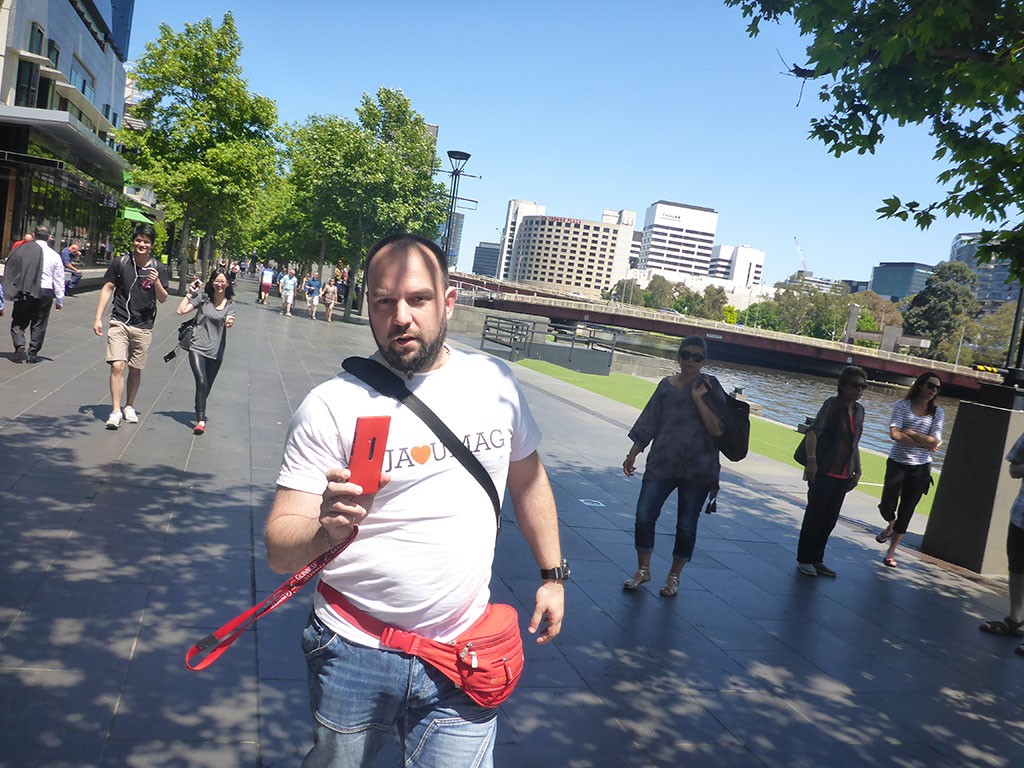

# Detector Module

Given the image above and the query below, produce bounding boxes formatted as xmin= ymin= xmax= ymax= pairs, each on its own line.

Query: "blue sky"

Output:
xmin=128 ymin=1 xmax=978 ymax=285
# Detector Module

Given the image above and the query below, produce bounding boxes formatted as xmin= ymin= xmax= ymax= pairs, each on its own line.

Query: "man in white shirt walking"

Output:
xmin=1 ymin=224 xmax=64 ymax=363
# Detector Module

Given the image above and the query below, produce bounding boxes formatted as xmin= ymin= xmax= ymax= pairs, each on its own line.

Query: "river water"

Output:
xmin=691 ymin=358 xmax=956 ymax=469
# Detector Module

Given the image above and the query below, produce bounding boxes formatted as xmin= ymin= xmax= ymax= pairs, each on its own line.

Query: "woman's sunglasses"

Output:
xmin=924 ymin=381 xmax=942 ymax=392
xmin=679 ymin=351 xmax=705 ymax=363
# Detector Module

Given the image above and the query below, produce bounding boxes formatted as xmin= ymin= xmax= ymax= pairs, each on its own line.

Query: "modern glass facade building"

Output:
xmin=470 ymin=241 xmax=500 ymax=277
xmin=0 ymin=0 xmax=136 ymax=263
xmin=869 ymin=262 xmax=934 ymax=302
xmin=950 ymin=233 xmax=1020 ymax=314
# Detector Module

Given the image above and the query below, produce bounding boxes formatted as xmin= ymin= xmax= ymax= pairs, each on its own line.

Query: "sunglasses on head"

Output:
xmin=679 ymin=351 xmax=705 ymax=363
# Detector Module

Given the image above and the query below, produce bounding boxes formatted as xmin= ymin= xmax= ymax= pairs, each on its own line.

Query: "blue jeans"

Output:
xmin=634 ymin=476 xmax=712 ymax=564
xmin=301 ymin=612 xmax=497 ymax=768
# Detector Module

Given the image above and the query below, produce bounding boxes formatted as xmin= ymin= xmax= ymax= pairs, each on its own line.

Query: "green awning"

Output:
xmin=122 ymin=207 xmax=153 ymax=223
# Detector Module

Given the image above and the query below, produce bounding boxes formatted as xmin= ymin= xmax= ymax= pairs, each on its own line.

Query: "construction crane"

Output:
xmin=794 ymin=237 xmax=808 ymax=275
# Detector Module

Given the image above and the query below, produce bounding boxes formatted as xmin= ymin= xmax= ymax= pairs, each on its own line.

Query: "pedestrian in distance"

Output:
xmin=258 ymin=264 xmax=275 ymax=304
xmin=796 ymin=365 xmax=867 ymax=578
xmin=60 ymin=241 xmax=84 ymax=295
xmin=980 ymin=431 xmax=1024 ymax=651
xmin=2 ymin=224 xmax=64 ymax=363
xmin=278 ymin=268 xmax=297 ymax=316
xmin=92 ymin=223 xmax=168 ymax=429
xmin=875 ymin=372 xmax=945 ymax=568
xmin=304 ymin=271 xmax=322 ymax=320
xmin=9 ymin=232 xmax=32 ymax=253
xmin=321 ymin=277 xmax=338 ymax=323
xmin=264 ymin=233 xmax=565 ymax=767
xmin=175 ymin=268 xmax=237 ymax=436
xmin=622 ymin=335 xmax=726 ymax=597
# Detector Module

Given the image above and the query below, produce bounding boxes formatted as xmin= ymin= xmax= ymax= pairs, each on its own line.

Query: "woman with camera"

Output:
xmin=175 ymin=268 xmax=236 ymax=435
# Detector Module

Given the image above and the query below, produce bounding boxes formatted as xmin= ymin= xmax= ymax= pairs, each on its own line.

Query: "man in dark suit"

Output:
xmin=2 ymin=224 xmax=64 ymax=363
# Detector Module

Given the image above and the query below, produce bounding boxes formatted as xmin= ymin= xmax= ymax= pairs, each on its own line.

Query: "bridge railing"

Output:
xmin=486 ymin=293 xmax=1000 ymax=383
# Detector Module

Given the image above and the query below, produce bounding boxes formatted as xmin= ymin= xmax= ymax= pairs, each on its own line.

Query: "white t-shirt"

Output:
xmin=887 ymin=398 xmax=944 ymax=466
xmin=276 ymin=347 xmax=542 ymax=646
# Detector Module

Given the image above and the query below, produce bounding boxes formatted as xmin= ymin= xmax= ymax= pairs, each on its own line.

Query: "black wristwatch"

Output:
xmin=540 ymin=559 xmax=571 ymax=582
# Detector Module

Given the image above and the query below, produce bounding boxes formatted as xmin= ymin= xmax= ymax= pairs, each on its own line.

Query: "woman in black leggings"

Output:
xmin=175 ymin=268 xmax=236 ymax=435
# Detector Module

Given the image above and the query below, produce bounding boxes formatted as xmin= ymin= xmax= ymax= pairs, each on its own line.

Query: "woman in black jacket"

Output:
xmin=796 ymin=366 xmax=867 ymax=578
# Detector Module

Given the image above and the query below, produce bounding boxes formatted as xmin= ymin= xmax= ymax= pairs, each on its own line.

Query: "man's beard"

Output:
xmin=375 ymin=315 xmax=448 ymax=374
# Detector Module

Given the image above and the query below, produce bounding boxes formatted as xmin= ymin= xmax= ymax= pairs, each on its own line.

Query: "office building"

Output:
xmin=445 ymin=211 xmax=464 ymax=269
xmin=498 ymin=199 xmax=545 ymax=279
xmin=471 ymin=241 xmax=500 ymax=277
xmin=869 ymin=262 xmax=934 ymax=302
xmin=638 ymin=200 xmax=718 ymax=281
xmin=709 ymin=244 xmax=764 ymax=287
xmin=0 ymin=0 xmax=136 ymax=259
xmin=505 ymin=208 xmax=634 ymax=297
xmin=950 ymin=233 xmax=1020 ymax=313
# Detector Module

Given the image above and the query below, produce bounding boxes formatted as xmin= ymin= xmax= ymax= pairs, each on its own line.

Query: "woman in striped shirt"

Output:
xmin=875 ymin=372 xmax=945 ymax=567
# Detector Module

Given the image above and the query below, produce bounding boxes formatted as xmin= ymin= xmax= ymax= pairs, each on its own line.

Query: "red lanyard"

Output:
xmin=185 ymin=526 xmax=359 ymax=671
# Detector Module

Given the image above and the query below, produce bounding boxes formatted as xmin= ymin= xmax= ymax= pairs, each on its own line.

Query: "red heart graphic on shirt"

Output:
xmin=411 ymin=446 xmax=431 ymax=464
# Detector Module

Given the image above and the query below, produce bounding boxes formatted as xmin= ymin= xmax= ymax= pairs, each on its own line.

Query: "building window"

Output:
xmin=15 ymin=60 xmax=39 ymax=107
xmin=46 ymin=39 xmax=60 ymax=68
xmin=69 ymin=58 xmax=95 ymax=103
xmin=29 ymin=23 xmax=45 ymax=54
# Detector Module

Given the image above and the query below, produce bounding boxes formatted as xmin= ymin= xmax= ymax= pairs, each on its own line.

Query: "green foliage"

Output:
xmin=723 ymin=305 xmax=739 ymax=324
xmin=725 ymin=0 xmax=1024 ymax=275
xmin=610 ymin=278 xmax=644 ymax=305
xmin=285 ymin=89 xmax=448 ymax=274
xmin=902 ymin=261 xmax=981 ymax=360
xmin=119 ymin=13 xmax=279 ymax=286
xmin=643 ymin=275 xmax=676 ymax=309
xmin=974 ymin=300 xmax=1017 ymax=366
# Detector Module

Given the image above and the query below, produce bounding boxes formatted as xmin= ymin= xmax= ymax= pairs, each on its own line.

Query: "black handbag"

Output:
xmin=177 ymin=316 xmax=197 ymax=349
xmin=717 ymin=391 xmax=750 ymax=462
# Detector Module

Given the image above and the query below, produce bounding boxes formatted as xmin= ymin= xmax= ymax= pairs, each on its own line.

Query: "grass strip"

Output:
xmin=516 ymin=358 xmax=933 ymax=517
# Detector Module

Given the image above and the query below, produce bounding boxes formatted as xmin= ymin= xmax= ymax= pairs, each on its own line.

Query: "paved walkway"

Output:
xmin=0 ymin=280 xmax=1021 ymax=767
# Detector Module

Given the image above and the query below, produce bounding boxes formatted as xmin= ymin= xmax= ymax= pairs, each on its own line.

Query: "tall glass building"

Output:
xmin=0 ymin=0 xmax=137 ymax=263
xmin=869 ymin=262 xmax=934 ymax=302
xmin=950 ymin=233 xmax=1020 ymax=314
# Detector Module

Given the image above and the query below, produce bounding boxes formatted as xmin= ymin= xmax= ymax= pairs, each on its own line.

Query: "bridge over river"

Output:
xmin=450 ymin=274 xmax=999 ymax=398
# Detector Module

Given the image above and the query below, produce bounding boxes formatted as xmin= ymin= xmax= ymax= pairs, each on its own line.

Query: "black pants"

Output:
xmin=797 ymin=474 xmax=850 ymax=564
xmin=879 ymin=459 xmax=931 ymax=534
xmin=188 ymin=350 xmax=223 ymax=421
xmin=10 ymin=293 xmax=53 ymax=355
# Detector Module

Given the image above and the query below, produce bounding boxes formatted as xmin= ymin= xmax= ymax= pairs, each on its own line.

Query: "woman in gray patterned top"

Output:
xmin=875 ymin=371 xmax=944 ymax=567
xmin=175 ymin=268 xmax=237 ymax=436
xmin=622 ymin=336 xmax=725 ymax=597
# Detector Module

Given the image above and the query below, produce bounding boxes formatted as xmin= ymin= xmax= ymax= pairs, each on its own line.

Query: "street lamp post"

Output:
xmin=442 ymin=150 xmax=471 ymax=266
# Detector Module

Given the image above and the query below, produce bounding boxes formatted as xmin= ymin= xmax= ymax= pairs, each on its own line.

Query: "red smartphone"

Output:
xmin=347 ymin=416 xmax=390 ymax=494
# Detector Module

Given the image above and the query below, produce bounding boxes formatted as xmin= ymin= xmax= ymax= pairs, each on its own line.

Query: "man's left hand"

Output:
xmin=528 ymin=582 xmax=565 ymax=644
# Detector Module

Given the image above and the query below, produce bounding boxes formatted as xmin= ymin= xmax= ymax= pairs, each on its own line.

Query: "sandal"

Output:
xmin=623 ymin=567 xmax=651 ymax=590
xmin=882 ymin=556 xmax=898 ymax=568
xmin=875 ymin=529 xmax=892 ymax=544
xmin=659 ymin=572 xmax=680 ymax=597
xmin=980 ymin=616 xmax=1024 ymax=637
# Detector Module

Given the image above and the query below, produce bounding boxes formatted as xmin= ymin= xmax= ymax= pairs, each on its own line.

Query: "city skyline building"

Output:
xmin=0 ymin=0 xmax=136 ymax=258
xmin=950 ymin=232 xmax=1020 ymax=314
xmin=470 ymin=240 xmax=500 ymax=277
xmin=638 ymin=200 xmax=719 ymax=281
xmin=498 ymin=199 xmax=545 ymax=279
xmin=869 ymin=262 xmax=934 ymax=302
xmin=505 ymin=208 xmax=634 ymax=297
xmin=709 ymin=244 xmax=764 ymax=287
xmin=446 ymin=211 xmax=464 ymax=269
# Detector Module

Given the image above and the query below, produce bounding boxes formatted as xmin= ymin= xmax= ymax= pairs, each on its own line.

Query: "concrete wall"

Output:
xmin=923 ymin=402 xmax=1024 ymax=574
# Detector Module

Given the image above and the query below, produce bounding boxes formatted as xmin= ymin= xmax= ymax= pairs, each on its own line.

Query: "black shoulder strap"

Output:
xmin=342 ymin=356 xmax=502 ymax=529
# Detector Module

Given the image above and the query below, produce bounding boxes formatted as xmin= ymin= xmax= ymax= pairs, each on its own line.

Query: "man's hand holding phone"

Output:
xmin=319 ymin=416 xmax=391 ymax=544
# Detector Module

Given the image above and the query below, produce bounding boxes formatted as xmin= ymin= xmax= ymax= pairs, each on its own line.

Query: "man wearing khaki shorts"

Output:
xmin=92 ymin=223 xmax=169 ymax=429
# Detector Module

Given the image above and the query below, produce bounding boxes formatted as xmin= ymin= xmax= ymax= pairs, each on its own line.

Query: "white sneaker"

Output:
xmin=106 ymin=411 xmax=122 ymax=430
xmin=123 ymin=406 xmax=139 ymax=423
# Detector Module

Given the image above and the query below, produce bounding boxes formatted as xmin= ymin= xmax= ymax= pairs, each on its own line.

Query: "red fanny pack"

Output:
xmin=317 ymin=581 xmax=524 ymax=708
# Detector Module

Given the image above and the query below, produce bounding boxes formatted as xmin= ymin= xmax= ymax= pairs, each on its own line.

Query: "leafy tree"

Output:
xmin=610 ymin=278 xmax=643 ymax=305
xmin=974 ymin=300 xmax=1017 ymax=366
xmin=119 ymin=13 xmax=279 ymax=292
xmin=723 ymin=305 xmax=739 ymax=324
xmin=725 ymin=0 xmax=1024 ymax=275
xmin=643 ymin=275 xmax=676 ymax=309
xmin=852 ymin=289 xmax=903 ymax=331
xmin=286 ymin=88 xmax=447 ymax=317
xmin=902 ymin=261 xmax=981 ymax=360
